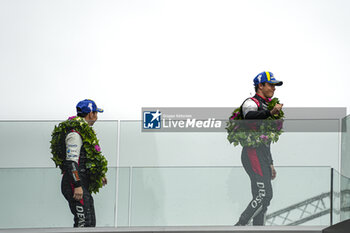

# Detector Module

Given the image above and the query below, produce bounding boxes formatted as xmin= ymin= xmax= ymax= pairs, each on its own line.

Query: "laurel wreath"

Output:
xmin=50 ymin=116 xmax=108 ymax=193
xmin=226 ymin=97 xmax=284 ymax=148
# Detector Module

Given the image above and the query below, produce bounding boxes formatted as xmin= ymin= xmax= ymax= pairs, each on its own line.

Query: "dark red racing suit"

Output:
xmin=61 ymin=130 xmax=96 ymax=227
xmin=236 ymin=94 xmax=274 ymax=226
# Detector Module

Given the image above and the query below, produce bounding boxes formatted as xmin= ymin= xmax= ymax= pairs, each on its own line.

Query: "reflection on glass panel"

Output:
xmin=341 ymin=116 xmax=350 ymax=178
xmin=340 ymin=174 xmax=350 ymax=221
xmin=340 ymin=116 xmax=350 ymax=221
xmin=267 ymin=167 xmax=331 ymax=226
xmin=116 ymin=167 xmax=131 ymax=227
xmin=0 ymin=168 xmax=116 ymax=228
xmin=127 ymin=166 xmax=331 ymax=227
xmin=333 ymin=169 xmax=341 ymax=224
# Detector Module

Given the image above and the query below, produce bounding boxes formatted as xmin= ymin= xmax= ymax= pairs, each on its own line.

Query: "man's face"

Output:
xmin=260 ymin=82 xmax=276 ymax=98
xmin=86 ymin=112 xmax=98 ymax=126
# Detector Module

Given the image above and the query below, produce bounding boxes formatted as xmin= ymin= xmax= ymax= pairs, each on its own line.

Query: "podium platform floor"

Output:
xmin=0 ymin=226 xmax=325 ymax=233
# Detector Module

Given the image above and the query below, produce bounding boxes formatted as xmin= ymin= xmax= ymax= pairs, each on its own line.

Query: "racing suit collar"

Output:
xmin=255 ymin=93 xmax=269 ymax=103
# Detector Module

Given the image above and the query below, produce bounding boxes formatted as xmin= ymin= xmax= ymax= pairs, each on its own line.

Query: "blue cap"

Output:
xmin=253 ymin=71 xmax=283 ymax=86
xmin=76 ymin=99 xmax=104 ymax=114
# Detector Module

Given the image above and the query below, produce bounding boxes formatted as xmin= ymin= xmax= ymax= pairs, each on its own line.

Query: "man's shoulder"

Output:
xmin=249 ymin=97 xmax=260 ymax=107
xmin=241 ymin=98 xmax=259 ymax=112
xmin=65 ymin=131 xmax=82 ymax=142
xmin=242 ymin=97 xmax=260 ymax=107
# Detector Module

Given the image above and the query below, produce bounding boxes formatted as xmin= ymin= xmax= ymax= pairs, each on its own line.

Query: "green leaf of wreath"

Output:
xmin=226 ymin=97 xmax=284 ymax=148
xmin=50 ymin=117 xmax=108 ymax=193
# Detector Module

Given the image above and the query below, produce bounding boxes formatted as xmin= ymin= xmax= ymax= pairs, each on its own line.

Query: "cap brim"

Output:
xmin=96 ymin=108 xmax=104 ymax=113
xmin=269 ymin=80 xmax=283 ymax=86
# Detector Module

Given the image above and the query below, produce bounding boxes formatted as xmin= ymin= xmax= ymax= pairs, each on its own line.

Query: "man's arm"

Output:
xmin=242 ymin=99 xmax=271 ymax=119
xmin=266 ymin=147 xmax=276 ymax=179
xmin=271 ymin=165 xmax=277 ymax=180
xmin=242 ymin=99 xmax=283 ymax=119
xmin=65 ymin=132 xmax=84 ymax=200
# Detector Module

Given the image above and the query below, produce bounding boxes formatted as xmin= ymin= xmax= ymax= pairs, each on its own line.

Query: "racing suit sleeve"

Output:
xmin=65 ymin=132 xmax=83 ymax=188
xmin=242 ymin=99 xmax=271 ymax=119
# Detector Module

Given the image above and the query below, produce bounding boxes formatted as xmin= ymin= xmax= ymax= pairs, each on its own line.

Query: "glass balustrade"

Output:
xmin=0 ymin=117 xmax=348 ymax=229
xmin=0 ymin=167 xmax=117 ymax=228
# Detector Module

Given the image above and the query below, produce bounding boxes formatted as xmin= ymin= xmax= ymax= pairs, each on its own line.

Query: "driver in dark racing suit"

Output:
xmin=61 ymin=99 xmax=107 ymax=227
xmin=235 ymin=71 xmax=283 ymax=226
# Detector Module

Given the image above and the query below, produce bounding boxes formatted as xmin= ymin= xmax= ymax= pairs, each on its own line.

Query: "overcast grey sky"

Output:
xmin=1 ymin=0 xmax=349 ymax=120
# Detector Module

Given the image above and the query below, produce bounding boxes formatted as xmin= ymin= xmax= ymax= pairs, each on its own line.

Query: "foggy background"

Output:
xmin=0 ymin=0 xmax=349 ymax=120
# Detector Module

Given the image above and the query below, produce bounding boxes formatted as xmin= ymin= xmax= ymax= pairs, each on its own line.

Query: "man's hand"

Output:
xmin=271 ymin=165 xmax=277 ymax=180
xmin=102 ymin=177 xmax=107 ymax=186
xmin=270 ymin=103 xmax=283 ymax=116
xmin=73 ymin=187 xmax=83 ymax=201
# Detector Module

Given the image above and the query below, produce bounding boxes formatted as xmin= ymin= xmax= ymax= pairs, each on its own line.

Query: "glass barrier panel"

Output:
xmin=0 ymin=121 xmax=58 ymax=168
xmin=0 ymin=118 xmax=346 ymax=228
xmin=93 ymin=121 xmax=119 ymax=167
xmin=128 ymin=166 xmax=331 ymax=227
xmin=0 ymin=167 xmax=116 ymax=228
xmin=0 ymin=121 xmax=118 ymax=168
xmin=119 ymin=121 xmax=340 ymax=170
